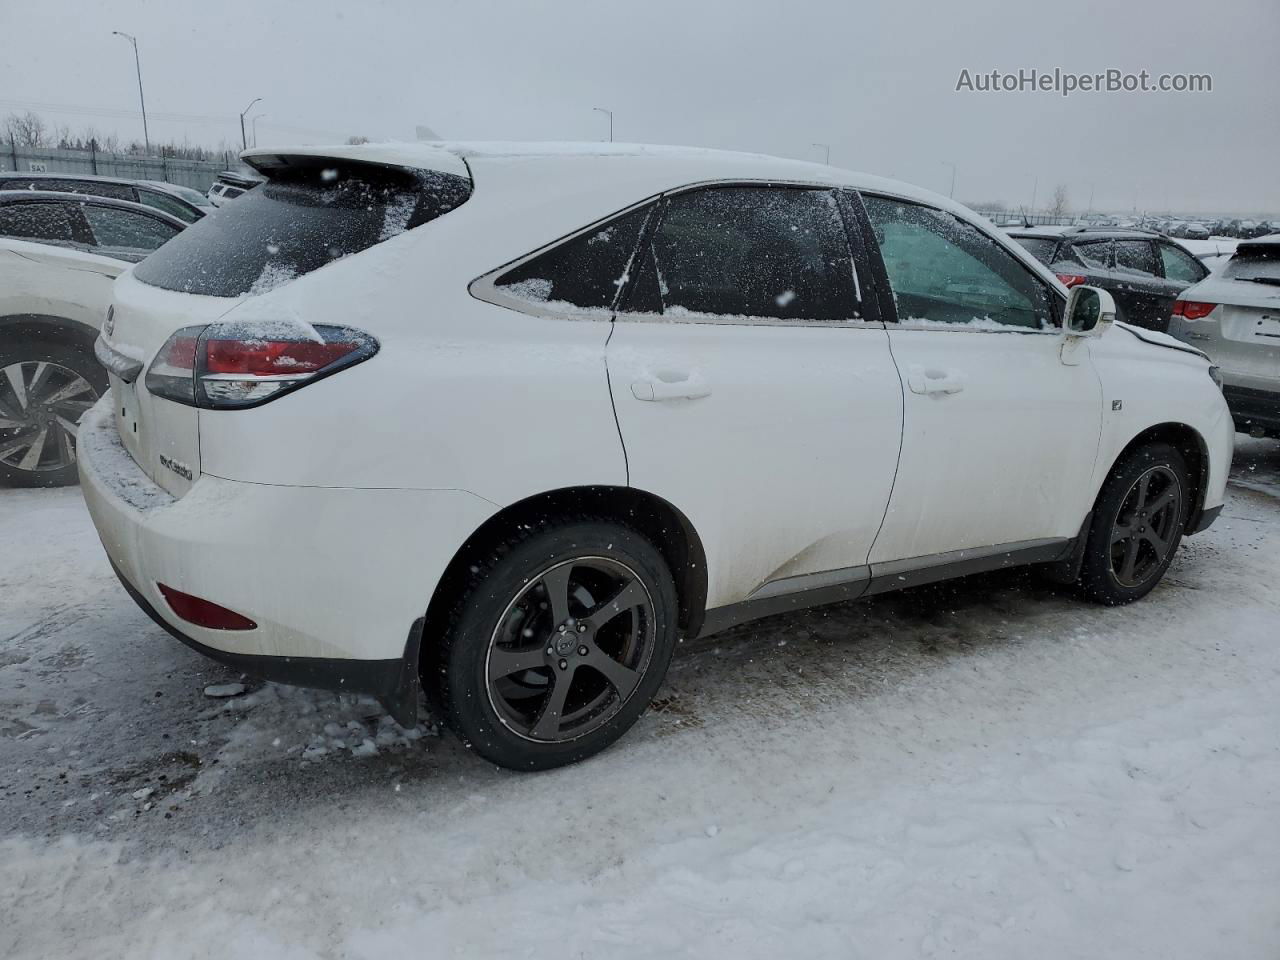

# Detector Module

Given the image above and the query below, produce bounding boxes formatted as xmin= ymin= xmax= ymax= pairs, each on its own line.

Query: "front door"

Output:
xmin=856 ymin=194 xmax=1103 ymax=565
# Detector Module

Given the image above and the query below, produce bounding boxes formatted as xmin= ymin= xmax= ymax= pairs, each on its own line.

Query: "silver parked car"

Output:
xmin=1168 ymin=237 xmax=1280 ymax=437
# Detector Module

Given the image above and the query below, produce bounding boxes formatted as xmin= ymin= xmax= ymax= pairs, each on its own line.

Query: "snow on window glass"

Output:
xmin=496 ymin=204 xmax=651 ymax=311
xmin=134 ymin=163 xmax=471 ymax=297
xmin=622 ymin=186 xmax=858 ymax=322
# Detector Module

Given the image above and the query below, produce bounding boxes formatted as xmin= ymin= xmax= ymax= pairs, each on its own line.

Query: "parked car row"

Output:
xmin=0 ymin=171 xmax=209 ymax=223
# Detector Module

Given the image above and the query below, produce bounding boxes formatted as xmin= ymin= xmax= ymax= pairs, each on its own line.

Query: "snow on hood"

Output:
xmin=1115 ymin=321 xmax=1206 ymax=359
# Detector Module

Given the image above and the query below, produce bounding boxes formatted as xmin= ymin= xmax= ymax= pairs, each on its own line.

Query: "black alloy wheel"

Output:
xmin=437 ymin=519 xmax=678 ymax=770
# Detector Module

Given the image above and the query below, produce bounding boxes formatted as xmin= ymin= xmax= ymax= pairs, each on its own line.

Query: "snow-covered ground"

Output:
xmin=2 ymin=440 xmax=1279 ymax=959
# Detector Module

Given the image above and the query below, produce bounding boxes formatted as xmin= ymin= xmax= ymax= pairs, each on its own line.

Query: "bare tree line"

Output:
xmin=4 ymin=110 xmax=238 ymax=160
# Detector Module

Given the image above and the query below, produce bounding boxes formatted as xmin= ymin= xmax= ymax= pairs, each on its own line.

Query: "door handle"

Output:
xmin=631 ymin=374 xmax=711 ymax=402
xmin=907 ymin=366 xmax=966 ymax=396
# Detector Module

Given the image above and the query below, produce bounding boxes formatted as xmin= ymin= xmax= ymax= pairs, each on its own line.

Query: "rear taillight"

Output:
xmin=144 ymin=326 xmax=202 ymax=404
xmin=145 ymin=324 xmax=378 ymax=409
xmin=1056 ymin=273 xmax=1088 ymax=288
xmin=1172 ymin=300 xmax=1217 ymax=320
xmin=158 ymin=583 xmax=257 ymax=630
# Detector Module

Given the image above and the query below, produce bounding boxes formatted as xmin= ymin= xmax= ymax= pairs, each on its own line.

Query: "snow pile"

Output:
xmin=76 ymin=396 xmax=175 ymax=512
xmin=193 ymin=682 xmax=433 ymax=791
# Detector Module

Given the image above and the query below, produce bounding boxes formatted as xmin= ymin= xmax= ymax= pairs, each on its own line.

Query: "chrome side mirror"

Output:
xmin=1063 ymin=285 xmax=1116 ymax=337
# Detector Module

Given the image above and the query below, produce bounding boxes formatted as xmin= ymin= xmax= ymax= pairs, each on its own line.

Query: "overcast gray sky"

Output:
xmin=2 ymin=0 xmax=1276 ymax=214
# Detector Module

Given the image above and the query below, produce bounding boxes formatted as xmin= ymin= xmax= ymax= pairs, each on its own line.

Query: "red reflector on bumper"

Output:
xmin=157 ymin=583 xmax=257 ymax=631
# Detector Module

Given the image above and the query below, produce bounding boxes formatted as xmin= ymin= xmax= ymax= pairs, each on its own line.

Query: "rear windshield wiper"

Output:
xmin=1235 ymin=276 xmax=1280 ymax=286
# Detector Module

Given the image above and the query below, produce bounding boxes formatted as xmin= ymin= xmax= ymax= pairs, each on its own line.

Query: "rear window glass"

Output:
xmin=1010 ymin=236 xmax=1058 ymax=264
xmin=134 ymin=161 xmax=471 ymax=297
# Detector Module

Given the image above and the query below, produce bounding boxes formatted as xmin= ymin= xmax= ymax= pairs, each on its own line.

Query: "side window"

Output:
xmin=862 ymin=195 xmax=1053 ymax=330
xmin=138 ymin=189 xmax=199 ymax=223
xmin=1070 ymin=240 xmax=1112 ymax=270
xmin=1157 ymin=242 xmax=1205 ymax=283
xmin=81 ymin=205 xmax=180 ymax=259
xmin=1114 ymin=240 xmax=1159 ymax=277
xmin=0 ymin=202 xmax=79 ymax=245
xmin=626 ymin=186 xmax=857 ymax=322
xmin=495 ymin=203 xmax=651 ymax=311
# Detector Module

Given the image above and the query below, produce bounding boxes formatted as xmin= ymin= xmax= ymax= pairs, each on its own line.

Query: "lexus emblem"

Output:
xmin=103 ymin=306 xmax=115 ymax=337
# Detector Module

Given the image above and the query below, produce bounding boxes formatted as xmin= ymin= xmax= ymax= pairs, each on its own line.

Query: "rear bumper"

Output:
xmin=77 ymin=394 xmax=496 ymax=723
xmin=1224 ymin=384 xmax=1280 ymax=435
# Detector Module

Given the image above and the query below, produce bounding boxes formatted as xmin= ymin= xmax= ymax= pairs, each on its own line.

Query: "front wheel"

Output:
xmin=1078 ymin=442 xmax=1190 ymax=605
xmin=436 ymin=520 xmax=679 ymax=770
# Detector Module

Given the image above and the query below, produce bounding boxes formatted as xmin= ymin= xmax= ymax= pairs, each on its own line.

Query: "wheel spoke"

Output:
xmin=0 ymin=429 xmax=38 ymax=463
xmin=0 ymin=395 xmax=26 ymax=423
xmin=584 ymin=644 xmax=642 ymax=700
xmin=1145 ymin=488 xmax=1176 ymax=517
xmin=52 ymin=420 xmax=75 ymax=467
xmin=0 ymin=414 xmax=25 ymax=430
xmin=1111 ymin=521 xmax=1133 ymax=545
xmin=1143 ymin=528 xmax=1168 ymax=559
xmin=488 ymin=645 xmax=548 ymax=682
xmin=1119 ymin=536 xmax=1140 ymax=584
xmin=529 ymin=668 xmax=575 ymax=739
xmin=40 ymin=378 xmax=94 ymax=407
xmin=540 ymin=563 xmax=574 ymax=626
xmin=1135 ymin=473 xmax=1151 ymax=509
xmin=587 ymin=577 xmax=648 ymax=629
xmin=17 ymin=426 xmax=49 ymax=471
xmin=26 ymin=362 xmax=53 ymax=403
xmin=4 ymin=365 xmax=29 ymax=410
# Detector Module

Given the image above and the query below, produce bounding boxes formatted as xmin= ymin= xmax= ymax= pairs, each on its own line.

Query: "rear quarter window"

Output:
xmin=1010 ymin=236 xmax=1058 ymax=264
xmin=134 ymin=161 xmax=471 ymax=297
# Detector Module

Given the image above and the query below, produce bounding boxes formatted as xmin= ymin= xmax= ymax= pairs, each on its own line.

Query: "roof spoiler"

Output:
xmin=1236 ymin=238 xmax=1280 ymax=258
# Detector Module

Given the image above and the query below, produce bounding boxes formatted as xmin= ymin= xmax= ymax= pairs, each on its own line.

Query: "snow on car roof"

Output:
xmin=239 ymin=140 xmax=966 ymax=219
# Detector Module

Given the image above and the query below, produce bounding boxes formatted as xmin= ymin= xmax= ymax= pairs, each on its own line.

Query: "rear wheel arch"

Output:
xmin=419 ymin=485 xmax=708 ymax=689
xmin=1101 ymin=422 xmax=1208 ymax=529
xmin=0 ymin=313 xmax=101 ymax=356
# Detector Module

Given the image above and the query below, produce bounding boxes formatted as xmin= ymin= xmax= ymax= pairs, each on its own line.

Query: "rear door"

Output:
xmin=605 ymin=185 xmax=903 ymax=609
xmin=1112 ymin=239 xmax=1172 ymax=331
xmin=856 ymin=193 xmax=1102 ymax=565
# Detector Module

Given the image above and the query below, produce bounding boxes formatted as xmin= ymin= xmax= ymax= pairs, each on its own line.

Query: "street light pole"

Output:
xmin=592 ymin=107 xmax=613 ymax=143
xmin=239 ymin=97 xmax=262 ymax=151
xmin=812 ymin=142 xmax=830 ymax=165
xmin=251 ymin=114 xmax=266 ymax=147
xmin=941 ymin=160 xmax=957 ymax=198
xmin=111 ymin=31 xmax=149 ymax=155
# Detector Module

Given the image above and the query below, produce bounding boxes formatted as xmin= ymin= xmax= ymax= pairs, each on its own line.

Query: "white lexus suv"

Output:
xmin=80 ymin=142 xmax=1233 ymax=770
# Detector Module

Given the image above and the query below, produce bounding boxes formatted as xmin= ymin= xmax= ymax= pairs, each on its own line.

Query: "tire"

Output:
xmin=1077 ymin=442 xmax=1190 ymax=605
xmin=0 ymin=336 xmax=106 ymax=488
xmin=436 ymin=519 xmax=679 ymax=771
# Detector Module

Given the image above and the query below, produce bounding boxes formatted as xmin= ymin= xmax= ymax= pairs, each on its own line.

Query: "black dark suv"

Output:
xmin=1006 ymin=226 xmax=1210 ymax=332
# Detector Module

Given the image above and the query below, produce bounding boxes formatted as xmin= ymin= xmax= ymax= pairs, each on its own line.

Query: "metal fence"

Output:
xmin=972 ymin=211 xmax=1080 ymax=227
xmin=0 ymin=144 xmax=240 ymax=191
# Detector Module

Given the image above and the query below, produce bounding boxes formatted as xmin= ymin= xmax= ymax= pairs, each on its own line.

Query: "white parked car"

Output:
xmin=0 ymin=190 xmax=186 ymax=485
xmin=1168 ymin=237 xmax=1280 ymax=437
xmin=80 ymin=143 xmax=1233 ymax=769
